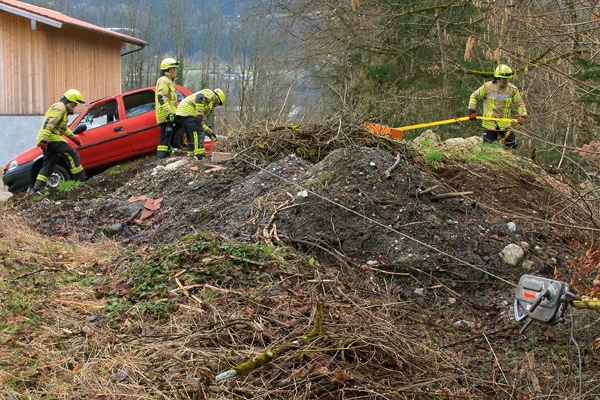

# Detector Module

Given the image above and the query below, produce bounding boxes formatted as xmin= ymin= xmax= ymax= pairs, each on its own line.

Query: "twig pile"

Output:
xmin=223 ymin=117 xmax=418 ymax=165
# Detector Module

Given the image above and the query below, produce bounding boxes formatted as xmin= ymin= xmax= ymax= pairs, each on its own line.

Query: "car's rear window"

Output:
xmin=124 ymin=90 xmax=155 ymax=118
xmin=176 ymin=89 xmax=187 ymax=102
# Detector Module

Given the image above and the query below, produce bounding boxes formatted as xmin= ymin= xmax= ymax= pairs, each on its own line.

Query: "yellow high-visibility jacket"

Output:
xmin=469 ymin=80 xmax=527 ymax=130
xmin=155 ymin=72 xmax=177 ymax=123
xmin=36 ymin=102 xmax=76 ymax=144
xmin=176 ymin=89 xmax=219 ymax=135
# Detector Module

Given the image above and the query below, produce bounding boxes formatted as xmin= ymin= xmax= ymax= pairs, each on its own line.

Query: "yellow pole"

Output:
xmin=395 ymin=116 xmax=518 ymax=132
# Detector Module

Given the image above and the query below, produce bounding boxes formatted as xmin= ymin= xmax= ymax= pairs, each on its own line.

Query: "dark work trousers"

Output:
xmin=156 ymin=122 xmax=174 ymax=158
xmin=33 ymin=141 xmax=85 ymax=190
xmin=179 ymin=116 xmax=206 ymax=159
xmin=483 ymin=129 xmax=516 ymax=149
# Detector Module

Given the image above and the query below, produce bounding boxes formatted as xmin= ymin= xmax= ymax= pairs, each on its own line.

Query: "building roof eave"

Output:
xmin=0 ymin=3 xmax=62 ymax=28
xmin=0 ymin=0 xmax=148 ymax=48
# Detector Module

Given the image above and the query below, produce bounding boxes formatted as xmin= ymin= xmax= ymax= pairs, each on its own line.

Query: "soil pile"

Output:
xmin=2 ymin=120 xmax=599 ymax=398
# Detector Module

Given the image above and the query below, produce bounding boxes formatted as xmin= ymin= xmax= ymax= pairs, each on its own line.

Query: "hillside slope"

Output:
xmin=1 ymin=121 xmax=599 ymax=398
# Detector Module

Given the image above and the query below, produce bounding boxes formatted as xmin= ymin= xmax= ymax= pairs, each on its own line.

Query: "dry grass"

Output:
xmin=1 ymin=169 xmax=599 ymax=398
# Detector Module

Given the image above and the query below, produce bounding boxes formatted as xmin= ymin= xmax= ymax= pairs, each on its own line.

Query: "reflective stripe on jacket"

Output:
xmin=155 ymin=72 xmax=177 ymax=123
xmin=36 ymin=102 xmax=76 ymax=144
xmin=176 ymin=89 xmax=218 ymax=134
xmin=468 ymin=80 xmax=527 ymax=130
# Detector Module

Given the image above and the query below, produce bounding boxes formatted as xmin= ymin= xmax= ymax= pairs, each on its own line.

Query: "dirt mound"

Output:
xmin=3 ymin=121 xmax=599 ymax=398
xmin=8 ymin=123 xmax=581 ymax=279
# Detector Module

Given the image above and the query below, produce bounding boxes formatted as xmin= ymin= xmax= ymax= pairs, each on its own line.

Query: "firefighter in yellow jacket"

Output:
xmin=175 ymin=88 xmax=225 ymax=159
xmin=30 ymin=89 xmax=86 ymax=194
xmin=468 ymin=64 xmax=527 ymax=149
xmin=155 ymin=57 xmax=180 ymax=159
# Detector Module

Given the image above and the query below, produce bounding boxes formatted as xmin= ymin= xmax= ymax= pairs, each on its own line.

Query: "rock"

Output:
xmin=453 ymin=319 xmax=475 ymax=329
xmin=444 ymin=135 xmax=481 ymax=149
xmin=118 ymin=201 xmax=145 ymax=217
xmin=499 ymin=243 xmax=525 ymax=267
xmin=522 ymin=260 xmax=534 ymax=270
xmin=103 ymin=223 xmax=123 ymax=236
xmin=465 ymin=136 xmax=481 ymax=146
xmin=163 ymin=158 xmax=188 ymax=172
xmin=413 ymin=129 xmax=441 ymax=143
xmin=444 ymin=137 xmax=468 ymax=146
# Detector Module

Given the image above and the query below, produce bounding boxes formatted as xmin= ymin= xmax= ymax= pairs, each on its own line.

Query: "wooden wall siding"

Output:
xmin=1 ymin=12 xmax=47 ymax=115
xmin=1 ymin=12 xmax=124 ymax=115
xmin=43 ymin=25 xmax=123 ymax=109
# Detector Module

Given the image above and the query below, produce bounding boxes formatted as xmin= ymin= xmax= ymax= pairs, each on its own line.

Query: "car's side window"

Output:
xmin=83 ymin=100 xmax=119 ymax=129
xmin=124 ymin=90 xmax=155 ymax=118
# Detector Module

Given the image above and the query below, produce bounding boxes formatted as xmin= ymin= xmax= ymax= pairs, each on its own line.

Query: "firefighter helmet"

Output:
xmin=214 ymin=88 xmax=226 ymax=105
xmin=160 ymin=57 xmax=180 ymax=71
xmin=63 ymin=89 xmax=85 ymax=104
xmin=494 ymin=64 xmax=514 ymax=79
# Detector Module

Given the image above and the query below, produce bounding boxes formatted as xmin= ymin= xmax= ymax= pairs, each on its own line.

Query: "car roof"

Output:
xmin=86 ymin=84 xmax=189 ymax=106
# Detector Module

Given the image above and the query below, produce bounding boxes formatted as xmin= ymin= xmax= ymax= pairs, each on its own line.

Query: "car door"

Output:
xmin=119 ymin=89 xmax=160 ymax=155
xmin=75 ymin=97 xmax=135 ymax=169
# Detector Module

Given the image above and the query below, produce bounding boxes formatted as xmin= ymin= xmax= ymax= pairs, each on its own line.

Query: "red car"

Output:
xmin=3 ymin=85 xmax=214 ymax=193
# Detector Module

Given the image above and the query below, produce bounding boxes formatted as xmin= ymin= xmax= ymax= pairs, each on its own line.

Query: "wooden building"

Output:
xmin=0 ymin=0 xmax=147 ymax=115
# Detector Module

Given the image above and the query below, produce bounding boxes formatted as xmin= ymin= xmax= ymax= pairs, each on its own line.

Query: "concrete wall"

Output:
xmin=0 ymin=170 xmax=13 ymax=201
xmin=0 ymin=115 xmax=42 ymax=167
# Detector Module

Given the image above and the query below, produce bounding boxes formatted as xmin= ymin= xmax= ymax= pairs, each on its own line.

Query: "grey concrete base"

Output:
xmin=0 ymin=115 xmax=44 ymax=167
xmin=0 ymin=171 xmax=13 ymax=201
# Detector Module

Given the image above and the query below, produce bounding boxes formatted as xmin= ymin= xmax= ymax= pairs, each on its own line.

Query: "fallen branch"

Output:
xmin=384 ymin=154 xmax=401 ymax=179
xmin=258 ymin=200 xmax=296 ymax=245
xmin=214 ymin=301 xmax=324 ymax=381
xmin=428 ymin=191 xmax=473 ymax=201
xmin=417 ymin=185 xmax=439 ymax=196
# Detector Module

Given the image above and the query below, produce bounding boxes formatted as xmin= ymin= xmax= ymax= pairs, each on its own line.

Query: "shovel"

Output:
xmin=364 ymin=116 xmax=518 ymax=140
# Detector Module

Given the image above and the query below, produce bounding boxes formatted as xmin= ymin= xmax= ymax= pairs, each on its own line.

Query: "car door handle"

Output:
xmin=114 ymin=126 xmax=123 ymax=132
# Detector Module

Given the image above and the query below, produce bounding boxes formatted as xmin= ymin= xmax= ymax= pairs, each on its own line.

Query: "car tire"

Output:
xmin=46 ymin=165 xmax=69 ymax=189
xmin=171 ymin=126 xmax=187 ymax=149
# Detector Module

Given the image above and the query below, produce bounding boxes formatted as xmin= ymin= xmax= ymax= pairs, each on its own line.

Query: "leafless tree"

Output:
xmin=265 ymin=0 xmax=600 ymax=169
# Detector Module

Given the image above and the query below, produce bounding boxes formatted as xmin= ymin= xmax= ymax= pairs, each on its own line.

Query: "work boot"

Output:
xmin=27 ymin=187 xmax=44 ymax=195
xmin=196 ymin=153 xmax=205 ymax=160
xmin=73 ymin=171 xmax=87 ymax=182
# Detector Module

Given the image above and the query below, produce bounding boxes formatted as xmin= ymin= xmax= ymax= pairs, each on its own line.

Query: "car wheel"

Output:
xmin=46 ymin=165 xmax=69 ymax=189
xmin=171 ymin=126 xmax=187 ymax=149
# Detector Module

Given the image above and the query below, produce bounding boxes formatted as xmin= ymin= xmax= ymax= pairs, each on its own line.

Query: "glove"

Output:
xmin=166 ymin=113 xmax=175 ymax=123
xmin=518 ymin=115 xmax=527 ymax=126
xmin=209 ymin=132 xmax=218 ymax=141
xmin=468 ymin=110 xmax=477 ymax=121
xmin=73 ymin=137 xmax=82 ymax=146
xmin=37 ymin=141 xmax=48 ymax=150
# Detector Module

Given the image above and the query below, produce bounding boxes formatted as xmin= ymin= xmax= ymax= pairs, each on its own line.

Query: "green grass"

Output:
xmin=119 ymin=231 xmax=312 ymax=320
xmin=424 ymin=149 xmax=445 ymax=163
xmin=103 ymin=158 xmax=144 ymax=175
xmin=462 ymin=143 xmax=507 ymax=164
xmin=56 ymin=180 xmax=86 ymax=193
